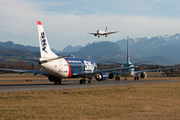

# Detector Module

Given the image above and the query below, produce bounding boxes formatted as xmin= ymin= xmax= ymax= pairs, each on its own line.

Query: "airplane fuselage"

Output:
xmin=97 ymin=30 xmax=108 ymax=36
xmin=41 ymin=57 xmax=98 ymax=78
xmin=121 ymin=62 xmax=135 ymax=77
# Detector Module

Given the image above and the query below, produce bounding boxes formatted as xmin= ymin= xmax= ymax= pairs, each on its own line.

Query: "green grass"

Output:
xmin=0 ymin=81 xmax=180 ymax=119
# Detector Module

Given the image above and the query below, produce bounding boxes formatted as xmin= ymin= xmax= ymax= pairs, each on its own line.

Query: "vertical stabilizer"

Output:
xmin=127 ymin=36 xmax=130 ymax=63
xmin=37 ymin=21 xmax=58 ymax=58
xmin=105 ymin=26 xmax=107 ymax=32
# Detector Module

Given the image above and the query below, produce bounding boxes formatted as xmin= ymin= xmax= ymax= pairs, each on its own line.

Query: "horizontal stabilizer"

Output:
xmin=39 ymin=55 xmax=72 ymax=62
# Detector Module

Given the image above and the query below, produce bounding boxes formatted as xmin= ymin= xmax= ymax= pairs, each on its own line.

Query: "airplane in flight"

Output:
xmin=0 ymin=21 xmax=136 ymax=85
xmin=104 ymin=36 xmax=180 ymax=81
xmin=87 ymin=27 xmax=119 ymax=38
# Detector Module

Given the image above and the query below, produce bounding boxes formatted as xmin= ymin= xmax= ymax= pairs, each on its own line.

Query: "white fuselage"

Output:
xmin=40 ymin=57 xmax=98 ymax=79
xmin=97 ymin=30 xmax=107 ymax=35
xmin=41 ymin=58 xmax=70 ymax=78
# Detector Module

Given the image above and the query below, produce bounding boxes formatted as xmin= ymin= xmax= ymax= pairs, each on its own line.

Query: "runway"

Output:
xmin=0 ymin=79 xmax=179 ymax=92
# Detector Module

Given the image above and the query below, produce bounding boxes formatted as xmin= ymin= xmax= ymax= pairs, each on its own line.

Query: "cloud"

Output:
xmin=0 ymin=0 xmax=180 ymax=51
xmin=129 ymin=0 xmax=160 ymax=16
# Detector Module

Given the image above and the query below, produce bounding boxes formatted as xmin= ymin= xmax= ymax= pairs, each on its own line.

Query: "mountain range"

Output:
xmin=0 ymin=33 xmax=180 ymax=65
xmin=115 ymin=33 xmax=180 ymax=63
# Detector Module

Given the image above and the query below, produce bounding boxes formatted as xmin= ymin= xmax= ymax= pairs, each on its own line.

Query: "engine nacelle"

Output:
xmin=140 ymin=72 xmax=147 ymax=79
xmin=105 ymin=33 xmax=108 ymax=37
xmin=95 ymin=73 xmax=108 ymax=81
xmin=108 ymin=73 xmax=114 ymax=79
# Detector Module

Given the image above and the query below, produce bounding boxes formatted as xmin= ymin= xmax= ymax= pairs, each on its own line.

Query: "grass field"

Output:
xmin=0 ymin=80 xmax=180 ymax=120
xmin=0 ymin=73 xmax=49 ymax=84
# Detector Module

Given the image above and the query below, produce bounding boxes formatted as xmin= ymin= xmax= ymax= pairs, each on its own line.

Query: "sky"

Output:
xmin=0 ymin=0 xmax=180 ymax=51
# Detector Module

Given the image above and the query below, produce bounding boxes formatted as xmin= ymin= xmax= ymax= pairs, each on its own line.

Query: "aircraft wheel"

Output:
xmin=137 ymin=77 xmax=139 ymax=81
xmin=84 ymin=80 xmax=87 ymax=84
xmin=134 ymin=77 xmax=136 ymax=81
xmin=118 ymin=77 xmax=120 ymax=81
xmin=58 ymin=79 xmax=62 ymax=84
xmin=80 ymin=79 xmax=83 ymax=84
xmin=54 ymin=81 xmax=58 ymax=84
xmin=88 ymin=79 xmax=92 ymax=84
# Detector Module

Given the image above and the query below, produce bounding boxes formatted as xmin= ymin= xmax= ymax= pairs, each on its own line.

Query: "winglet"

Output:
xmin=37 ymin=21 xmax=42 ymax=25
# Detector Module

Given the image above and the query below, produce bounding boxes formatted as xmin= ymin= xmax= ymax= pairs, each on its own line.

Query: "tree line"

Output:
xmin=0 ymin=60 xmax=180 ymax=76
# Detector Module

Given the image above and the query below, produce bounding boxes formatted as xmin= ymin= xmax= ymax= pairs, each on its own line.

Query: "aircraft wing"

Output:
xmin=72 ymin=66 xmax=136 ymax=76
xmin=134 ymin=67 xmax=180 ymax=75
xmin=5 ymin=57 xmax=39 ymax=62
xmin=87 ymin=33 xmax=97 ymax=35
xmin=107 ymin=31 xmax=119 ymax=34
xmin=133 ymin=60 xmax=154 ymax=65
xmin=103 ymin=61 xmax=123 ymax=65
xmin=111 ymin=71 xmax=122 ymax=75
xmin=0 ymin=68 xmax=49 ymax=75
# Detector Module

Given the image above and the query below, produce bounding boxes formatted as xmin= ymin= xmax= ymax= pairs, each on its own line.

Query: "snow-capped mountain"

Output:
xmin=85 ymin=40 xmax=105 ymax=47
xmin=115 ymin=33 xmax=180 ymax=63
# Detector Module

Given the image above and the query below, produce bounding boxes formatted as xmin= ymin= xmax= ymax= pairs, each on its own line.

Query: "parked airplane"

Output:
xmin=0 ymin=21 xmax=136 ymax=84
xmin=87 ymin=27 xmax=119 ymax=38
xmin=104 ymin=36 xmax=180 ymax=81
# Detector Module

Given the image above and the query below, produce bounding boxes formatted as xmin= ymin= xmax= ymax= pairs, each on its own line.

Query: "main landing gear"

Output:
xmin=54 ymin=78 xmax=62 ymax=84
xmin=115 ymin=76 xmax=140 ymax=81
xmin=80 ymin=78 xmax=92 ymax=84
xmin=115 ymin=77 xmax=127 ymax=81
xmin=115 ymin=77 xmax=120 ymax=81
xmin=134 ymin=76 xmax=139 ymax=81
xmin=48 ymin=76 xmax=62 ymax=85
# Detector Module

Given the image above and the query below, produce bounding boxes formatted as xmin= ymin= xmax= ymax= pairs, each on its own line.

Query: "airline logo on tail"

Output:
xmin=40 ymin=32 xmax=48 ymax=53
xmin=105 ymin=26 xmax=107 ymax=32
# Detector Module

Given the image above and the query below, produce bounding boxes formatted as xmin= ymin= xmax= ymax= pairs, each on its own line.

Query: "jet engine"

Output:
xmin=95 ymin=73 xmax=108 ymax=81
xmin=140 ymin=72 xmax=147 ymax=79
xmin=105 ymin=33 xmax=108 ymax=37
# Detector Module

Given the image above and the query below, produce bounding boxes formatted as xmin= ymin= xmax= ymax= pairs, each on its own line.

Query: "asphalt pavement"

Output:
xmin=0 ymin=79 xmax=179 ymax=92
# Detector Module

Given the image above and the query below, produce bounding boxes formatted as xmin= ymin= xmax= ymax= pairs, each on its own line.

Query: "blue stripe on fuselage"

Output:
xmin=64 ymin=58 xmax=98 ymax=75
xmin=121 ymin=62 xmax=135 ymax=72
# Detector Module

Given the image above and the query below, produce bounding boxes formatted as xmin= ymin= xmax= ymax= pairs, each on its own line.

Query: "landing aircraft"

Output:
xmin=104 ymin=36 xmax=180 ymax=81
xmin=87 ymin=27 xmax=119 ymax=38
xmin=0 ymin=21 xmax=136 ymax=84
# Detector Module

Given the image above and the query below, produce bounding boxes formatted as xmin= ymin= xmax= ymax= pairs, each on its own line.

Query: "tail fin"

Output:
xmin=37 ymin=21 xmax=58 ymax=58
xmin=127 ymin=36 xmax=130 ymax=63
xmin=105 ymin=26 xmax=107 ymax=32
